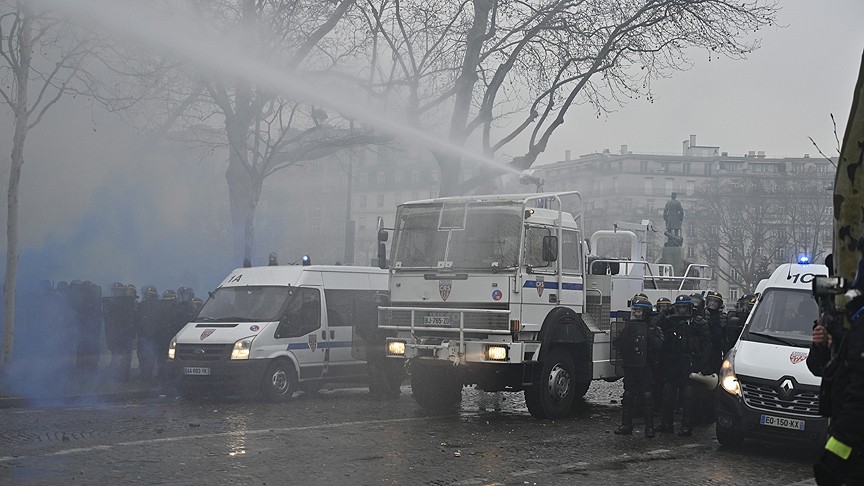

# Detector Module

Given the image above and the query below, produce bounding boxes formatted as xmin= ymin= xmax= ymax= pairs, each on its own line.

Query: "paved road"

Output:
xmin=0 ymin=381 xmax=816 ymax=485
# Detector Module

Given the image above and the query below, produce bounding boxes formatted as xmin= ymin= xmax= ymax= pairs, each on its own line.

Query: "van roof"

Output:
xmin=761 ymin=263 xmax=828 ymax=292
xmin=218 ymin=265 xmax=387 ymax=288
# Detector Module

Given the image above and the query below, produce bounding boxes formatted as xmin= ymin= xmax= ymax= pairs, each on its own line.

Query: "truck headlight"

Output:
xmin=486 ymin=345 xmax=509 ymax=361
xmin=719 ymin=358 xmax=741 ymax=397
xmin=168 ymin=337 xmax=176 ymax=360
xmin=230 ymin=337 xmax=255 ymax=360
xmin=387 ymin=339 xmax=406 ymax=357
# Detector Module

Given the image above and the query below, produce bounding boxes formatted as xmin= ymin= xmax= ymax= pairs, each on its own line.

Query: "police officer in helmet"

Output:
xmin=615 ymin=296 xmax=664 ymax=438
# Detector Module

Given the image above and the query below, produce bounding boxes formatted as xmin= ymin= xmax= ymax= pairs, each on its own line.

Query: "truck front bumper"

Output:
xmin=385 ymin=337 xmax=539 ymax=365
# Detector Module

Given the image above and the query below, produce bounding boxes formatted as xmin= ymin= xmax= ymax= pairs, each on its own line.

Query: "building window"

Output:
xmin=704 ymin=163 xmax=712 ymax=175
xmin=686 ymin=180 xmax=696 ymax=196
xmin=731 ymin=268 xmax=741 ymax=281
xmin=377 ymin=173 xmax=386 ymax=186
xmin=729 ymin=288 xmax=739 ymax=301
xmin=644 ymin=178 xmax=653 ymax=195
xmin=683 ymin=162 xmax=691 ymax=175
xmin=665 ymin=178 xmax=674 ymax=195
xmin=775 ymin=248 xmax=787 ymax=261
xmin=394 ymin=172 xmax=403 ymax=184
xmin=640 ymin=161 xmax=648 ymax=173
xmin=376 ymin=194 xmax=384 ymax=208
xmin=687 ymin=246 xmax=695 ymax=258
xmin=412 ymin=171 xmax=421 ymax=184
xmin=359 ymin=195 xmax=367 ymax=208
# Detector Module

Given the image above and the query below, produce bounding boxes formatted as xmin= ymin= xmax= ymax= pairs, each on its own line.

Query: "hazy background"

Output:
xmin=0 ymin=0 xmax=862 ymax=298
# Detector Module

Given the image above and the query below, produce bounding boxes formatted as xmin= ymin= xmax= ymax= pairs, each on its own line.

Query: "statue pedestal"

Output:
xmin=660 ymin=245 xmax=685 ymax=277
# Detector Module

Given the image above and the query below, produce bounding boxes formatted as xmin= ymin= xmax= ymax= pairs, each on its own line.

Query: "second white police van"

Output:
xmin=715 ymin=260 xmax=828 ymax=446
xmin=168 ymin=264 xmax=402 ymax=400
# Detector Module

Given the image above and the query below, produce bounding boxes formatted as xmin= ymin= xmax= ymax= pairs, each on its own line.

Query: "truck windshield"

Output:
xmin=197 ymin=286 xmax=290 ymax=322
xmin=744 ymin=288 xmax=817 ymax=347
xmin=392 ymin=202 xmax=523 ymax=270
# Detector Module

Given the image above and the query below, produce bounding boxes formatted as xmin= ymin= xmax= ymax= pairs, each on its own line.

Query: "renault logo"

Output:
xmin=195 ymin=348 xmax=206 ymax=355
xmin=779 ymin=378 xmax=795 ymax=400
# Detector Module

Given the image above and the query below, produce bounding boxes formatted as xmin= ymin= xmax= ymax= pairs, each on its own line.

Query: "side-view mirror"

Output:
xmin=812 ymin=275 xmax=845 ymax=297
xmin=377 ymin=229 xmax=389 ymax=243
xmin=542 ymin=235 xmax=558 ymax=262
xmin=377 ymin=242 xmax=388 ymax=269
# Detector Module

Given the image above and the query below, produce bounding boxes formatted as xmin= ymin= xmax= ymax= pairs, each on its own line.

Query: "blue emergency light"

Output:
xmin=302 ymin=255 xmax=311 ymax=266
xmin=798 ymin=255 xmax=810 ymax=265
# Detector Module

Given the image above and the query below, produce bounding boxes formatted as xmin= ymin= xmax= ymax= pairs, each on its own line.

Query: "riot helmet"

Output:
xmin=705 ymin=291 xmax=723 ymax=311
xmin=111 ymin=281 xmax=125 ymax=297
xmin=124 ymin=283 xmax=138 ymax=299
xmin=191 ymin=297 xmax=204 ymax=311
xmin=690 ymin=293 xmax=705 ymax=314
xmin=673 ymin=294 xmax=692 ymax=317
xmin=142 ymin=285 xmax=158 ymax=301
xmin=56 ymin=281 xmax=69 ymax=293
xmin=179 ymin=287 xmax=195 ymax=303
xmin=656 ymin=296 xmax=673 ymax=316
xmin=630 ymin=297 xmax=653 ymax=321
xmin=738 ymin=294 xmax=757 ymax=315
xmin=162 ymin=289 xmax=177 ymax=301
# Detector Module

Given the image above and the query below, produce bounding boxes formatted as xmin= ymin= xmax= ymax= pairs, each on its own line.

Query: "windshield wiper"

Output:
xmin=212 ymin=317 xmax=257 ymax=322
xmin=747 ymin=331 xmax=798 ymax=347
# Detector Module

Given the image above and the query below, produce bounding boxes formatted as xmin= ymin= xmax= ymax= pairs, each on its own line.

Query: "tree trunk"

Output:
xmin=834 ymin=49 xmax=864 ymax=281
xmin=225 ymin=117 xmax=253 ymax=264
xmin=1 ymin=6 xmax=33 ymax=371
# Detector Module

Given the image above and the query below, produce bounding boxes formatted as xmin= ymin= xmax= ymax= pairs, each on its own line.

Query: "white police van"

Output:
xmin=715 ymin=260 xmax=829 ymax=446
xmin=168 ymin=265 xmax=396 ymax=400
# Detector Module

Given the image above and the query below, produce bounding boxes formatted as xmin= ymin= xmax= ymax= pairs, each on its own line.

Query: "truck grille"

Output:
xmin=176 ymin=344 xmax=234 ymax=362
xmin=379 ymin=307 xmax=510 ymax=332
xmin=741 ymin=381 xmax=821 ymax=417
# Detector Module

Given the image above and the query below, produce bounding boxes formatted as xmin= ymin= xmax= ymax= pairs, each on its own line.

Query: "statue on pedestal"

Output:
xmin=663 ymin=192 xmax=685 ymax=247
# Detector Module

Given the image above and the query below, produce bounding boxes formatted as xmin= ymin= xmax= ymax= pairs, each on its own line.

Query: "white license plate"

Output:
xmin=422 ymin=315 xmax=451 ymax=326
xmin=760 ymin=414 xmax=805 ymax=431
xmin=183 ymin=367 xmax=211 ymax=376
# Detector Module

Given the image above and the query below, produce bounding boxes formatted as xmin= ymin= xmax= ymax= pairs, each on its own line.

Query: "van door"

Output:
xmin=274 ymin=287 xmax=326 ymax=381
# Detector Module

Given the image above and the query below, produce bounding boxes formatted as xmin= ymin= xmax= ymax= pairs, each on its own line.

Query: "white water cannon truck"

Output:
xmin=377 ymin=192 xmax=711 ymax=419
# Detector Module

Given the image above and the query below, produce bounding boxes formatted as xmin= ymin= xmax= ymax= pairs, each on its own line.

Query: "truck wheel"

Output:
xmin=261 ymin=359 xmax=297 ymax=402
xmin=572 ymin=381 xmax=591 ymax=399
xmin=525 ymin=347 xmax=576 ymax=420
xmin=410 ymin=363 xmax=462 ymax=412
xmin=715 ymin=423 xmax=744 ymax=447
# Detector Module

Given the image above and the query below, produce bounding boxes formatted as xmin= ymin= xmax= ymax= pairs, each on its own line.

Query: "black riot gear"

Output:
xmin=690 ymin=293 xmax=706 ymax=316
xmin=673 ymin=294 xmax=692 ymax=318
xmin=655 ymin=297 xmax=673 ymax=317
xmin=102 ymin=286 xmax=137 ymax=382
xmin=615 ymin=297 xmax=663 ymax=438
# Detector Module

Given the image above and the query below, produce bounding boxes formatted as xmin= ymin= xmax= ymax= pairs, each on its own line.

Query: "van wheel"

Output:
xmin=262 ymin=359 xmax=296 ymax=402
xmin=715 ymin=423 xmax=744 ymax=447
xmin=525 ymin=347 xmax=576 ymax=420
xmin=411 ymin=363 xmax=462 ymax=412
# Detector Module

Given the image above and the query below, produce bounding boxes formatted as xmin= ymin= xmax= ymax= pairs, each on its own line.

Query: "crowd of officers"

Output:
xmin=33 ymin=280 xmax=203 ymax=382
xmin=614 ymin=290 xmax=756 ymax=438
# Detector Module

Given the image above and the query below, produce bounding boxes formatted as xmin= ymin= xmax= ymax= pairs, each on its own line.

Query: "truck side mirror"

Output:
xmin=377 ymin=229 xmax=388 ymax=243
xmin=542 ymin=235 xmax=558 ymax=262
xmin=377 ymin=242 xmax=388 ymax=269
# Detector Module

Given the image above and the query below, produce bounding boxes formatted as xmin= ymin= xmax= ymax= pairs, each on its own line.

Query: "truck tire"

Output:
xmin=715 ymin=423 xmax=744 ymax=447
xmin=410 ymin=363 xmax=462 ymax=412
xmin=525 ymin=347 xmax=576 ymax=420
xmin=261 ymin=359 xmax=297 ymax=402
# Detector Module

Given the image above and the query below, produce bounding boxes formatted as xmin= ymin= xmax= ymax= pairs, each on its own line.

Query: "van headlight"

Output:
xmin=720 ymin=358 xmax=741 ymax=397
xmin=168 ymin=337 xmax=177 ymax=360
xmin=231 ymin=337 xmax=255 ymax=360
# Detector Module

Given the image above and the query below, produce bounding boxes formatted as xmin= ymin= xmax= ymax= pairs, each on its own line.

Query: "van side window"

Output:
xmin=275 ymin=287 xmax=321 ymax=338
xmin=525 ymin=226 xmax=552 ymax=269
xmin=562 ymin=230 xmax=581 ymax=274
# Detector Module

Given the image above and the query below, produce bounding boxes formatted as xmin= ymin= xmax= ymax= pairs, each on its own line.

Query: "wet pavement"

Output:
xmin=0 ymin=380 xmax=818 ymax=485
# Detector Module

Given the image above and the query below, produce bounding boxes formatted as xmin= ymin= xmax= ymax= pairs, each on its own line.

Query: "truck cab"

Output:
xmin=378 ymin=192 xmax=711 ymax=419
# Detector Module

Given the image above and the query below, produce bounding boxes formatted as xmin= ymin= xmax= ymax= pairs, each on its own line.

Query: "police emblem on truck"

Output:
xmin=200 ymin=329 xmax=214 ymax=340
xmin=439 ymin=280 xmax=452 ymax=301
xmin=536 ymin=276 xmax=545 ymax=297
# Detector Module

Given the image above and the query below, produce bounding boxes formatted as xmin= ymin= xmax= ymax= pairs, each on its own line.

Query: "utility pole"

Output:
xmin=344 ymin=120 xmax=355 ymax=265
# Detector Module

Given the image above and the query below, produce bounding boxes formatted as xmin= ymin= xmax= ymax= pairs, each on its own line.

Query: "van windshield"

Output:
xmin=743 ymin=288 xmax=817 ymax=348
xmin=197 ymin=286 xmax=290 ymax=322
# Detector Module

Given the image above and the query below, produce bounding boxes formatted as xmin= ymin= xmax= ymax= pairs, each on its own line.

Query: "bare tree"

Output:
xmin=143 ymin=0 xmax=387 ymax=263
xmin=359 ymin=0 xmax=778 ymax=196
xmin=0 ymin=0 xmax=134 ymax=371
xmin=691 ymin=178 xmax=792 ymax=293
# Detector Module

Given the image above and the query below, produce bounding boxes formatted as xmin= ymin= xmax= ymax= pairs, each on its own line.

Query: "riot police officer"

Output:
xmin=102 ymin=282 xmax=138 ymax=382
xmin=651 ymin=296 xmax=673 ymax=410
xmin=135 ymin=285 xmax=160 ymax=381
xmin=657 ymin=294 xmax=712 ymax=436
xmin=615 ymin=296 xmax=664 ymax=438
xmin=705 ymin=291 xmax=728 ymax=369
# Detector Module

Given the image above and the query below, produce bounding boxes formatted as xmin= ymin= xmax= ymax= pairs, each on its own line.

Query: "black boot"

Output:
xmin=678 ymin=386 xmax=694 ymax=436
xmin=643 ymin=392 xmax=655 ymax=438
xmin=615 ymin=391 xmax=634 ymax=435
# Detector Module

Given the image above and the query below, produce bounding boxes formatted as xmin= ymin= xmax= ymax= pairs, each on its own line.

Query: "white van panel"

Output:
xmin=733 ymin=330 xmax=818 ymax=386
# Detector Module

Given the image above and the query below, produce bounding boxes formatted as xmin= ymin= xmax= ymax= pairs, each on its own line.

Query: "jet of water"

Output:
xmin=35 ymin=0 xmax=523 ymax=177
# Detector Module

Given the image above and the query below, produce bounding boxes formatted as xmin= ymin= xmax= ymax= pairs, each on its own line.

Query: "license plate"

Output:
xmin=422 ymin=315 xmax=451 ymax=326
xmin=183 ymin=367 xmax=211 ymax=376
xmin=760 ymin=414 xmax=805 ymax=431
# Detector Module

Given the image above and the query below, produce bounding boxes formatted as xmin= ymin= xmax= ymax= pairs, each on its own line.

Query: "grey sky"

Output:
xmin=544 ymin=0 xmax=864 ymax=162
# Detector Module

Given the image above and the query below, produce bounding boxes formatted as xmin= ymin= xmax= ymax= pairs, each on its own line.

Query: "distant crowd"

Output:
xmin=16 ymin=280 xmax=203 ymax=382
